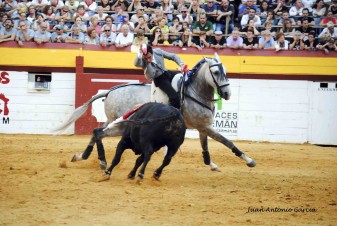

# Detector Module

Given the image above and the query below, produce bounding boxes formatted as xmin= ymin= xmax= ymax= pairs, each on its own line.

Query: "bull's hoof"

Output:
xmin=98 ymin=172 xmax=110 ymax=182
xmin=136 ymin=173 xmax=144 ymax=184
xmin=128 ymin=174 xmax=135 ymax=180
xmin=71 ymin=153 xmax=82 ymax=162
xmin=247 ymin=160 xmax=256 ymax=167
xmin=136 ymin=177 xmax=143 ymax=185
xmin=100 ymin=161 xmax=107 ymax=170
xmin=153 ymin=172 xmax=160 ymax=181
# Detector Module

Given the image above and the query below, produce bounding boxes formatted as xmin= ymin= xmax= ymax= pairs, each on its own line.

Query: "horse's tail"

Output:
xmin=53 ymin=90 xmax=111 ymax=133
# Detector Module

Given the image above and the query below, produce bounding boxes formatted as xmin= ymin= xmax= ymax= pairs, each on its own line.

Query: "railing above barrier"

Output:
xmin=1 ymin=41 xmax=337 ymax=80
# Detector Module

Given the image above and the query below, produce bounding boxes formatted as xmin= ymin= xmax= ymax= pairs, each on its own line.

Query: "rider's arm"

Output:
xmin=134 ymin=52 xmax=145 ymax=68
xmin=159 ymin=49 xmax=184 ymax=67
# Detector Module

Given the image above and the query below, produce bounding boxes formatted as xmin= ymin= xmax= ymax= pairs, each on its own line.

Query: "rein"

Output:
xmin=184 ymin=93 xmax=214 ymax=112
xmin=209 ymin=63 xmax=230 ymax=98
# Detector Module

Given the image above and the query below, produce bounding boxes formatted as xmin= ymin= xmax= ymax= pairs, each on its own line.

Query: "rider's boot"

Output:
xmin=169 ymin=96 xmax=181 ymax=110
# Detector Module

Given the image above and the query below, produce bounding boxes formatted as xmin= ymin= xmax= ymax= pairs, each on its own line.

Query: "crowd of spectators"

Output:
xmin=0 ymin=0 xmax=336 ymax=53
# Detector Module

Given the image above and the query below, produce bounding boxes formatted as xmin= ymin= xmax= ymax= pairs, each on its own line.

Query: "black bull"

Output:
xmin=100 ymin=103 xmax=186 ymax=181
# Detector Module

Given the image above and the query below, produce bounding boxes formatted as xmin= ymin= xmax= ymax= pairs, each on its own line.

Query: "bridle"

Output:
xmin=208 ymin=61 xmax=229 ymax=98
xmin=183 ymin=58 xmax=229 ymax=112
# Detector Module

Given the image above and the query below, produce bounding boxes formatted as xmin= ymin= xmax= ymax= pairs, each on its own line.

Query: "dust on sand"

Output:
xmin=0 ymin=134 xmax=336 ymax=226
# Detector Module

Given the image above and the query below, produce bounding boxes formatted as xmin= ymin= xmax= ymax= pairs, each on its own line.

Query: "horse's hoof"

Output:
xmin=71 ymin=153 xmax=82 ymax=162
xmin=210 ymin=162 xmax=220 ymax=172
xmin=211 ymin=167 xmax=221 ymax=172
xmin=247 ymin=160 xmax=256 ymax=167
xmin=128 ymin=174 xmax=135 ymax=180
xmin=98 ymin=172 xmax=110 ymax=182
xmin=100 ymin=161 xmax=107 ymax=170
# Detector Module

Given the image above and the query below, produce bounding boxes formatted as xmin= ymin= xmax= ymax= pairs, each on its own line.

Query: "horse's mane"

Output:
xmin=185 ymin=57 xmax=225 ymax=85
xmin=185 ymin=58 xmax=207 ymax=85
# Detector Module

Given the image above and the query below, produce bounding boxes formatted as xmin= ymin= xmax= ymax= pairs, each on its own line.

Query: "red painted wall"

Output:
xmin=74 ymin=57 xmax=148 ymax=134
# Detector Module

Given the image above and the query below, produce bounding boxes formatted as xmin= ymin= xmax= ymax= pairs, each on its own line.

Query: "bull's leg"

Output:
xmin=105 ymin=139 xmax=128 ymax=173
xmin=204 ymin=126 xmax=256 ymax=167
xmin=100 ymin=138 xmax=129 ymax=181
xmin=199 ymin=132 xmax=220 ymax=171
xmin=153 ymin=149 xmax=174 ymax=180
xmin=137 ymin=149 xmax=152 ymax=183
xmin=128 ymin=155 xmax=144 ymax=179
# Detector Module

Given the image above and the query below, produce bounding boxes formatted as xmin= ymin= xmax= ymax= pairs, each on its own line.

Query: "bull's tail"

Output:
xmin=53 ymin=90 xmax=110 ymax=133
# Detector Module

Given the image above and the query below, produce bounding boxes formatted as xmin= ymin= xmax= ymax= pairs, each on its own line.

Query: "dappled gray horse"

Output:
xmin=56 ymin=53 xmax=256 ymax=171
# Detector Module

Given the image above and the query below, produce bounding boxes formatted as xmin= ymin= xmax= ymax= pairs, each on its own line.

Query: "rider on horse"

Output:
xmin=134 ymin=44 xmax=187 ymax=109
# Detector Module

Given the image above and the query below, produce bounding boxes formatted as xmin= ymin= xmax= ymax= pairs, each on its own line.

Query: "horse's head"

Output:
xmin=204 ymin=53 xmax=231 ymax=100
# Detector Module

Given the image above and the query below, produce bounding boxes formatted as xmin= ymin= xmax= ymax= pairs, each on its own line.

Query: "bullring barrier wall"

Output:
xmin=0 ymin=42 xmax=337 ymax=145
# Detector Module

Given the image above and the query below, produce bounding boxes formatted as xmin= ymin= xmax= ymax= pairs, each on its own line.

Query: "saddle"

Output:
xmin=151 ymin=73 xmax=185 ymax=107
xmin=151 ymin=62 xmax=201 ymax=108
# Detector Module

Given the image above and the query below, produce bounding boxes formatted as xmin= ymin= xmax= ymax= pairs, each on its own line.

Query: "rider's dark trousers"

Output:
xmin=153 ymin=71 xmax=180 ymax=109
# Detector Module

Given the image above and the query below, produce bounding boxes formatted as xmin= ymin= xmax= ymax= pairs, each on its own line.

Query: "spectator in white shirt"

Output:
xmin=241 ymin=8 xmax=261 ymax=29
xmin=93 ymin=6 xmax=108 ymax=22
xmin=289 ymin=0 xmax=304 ymax=17
xmin=115 ymin=24 xmax=134 ymax=47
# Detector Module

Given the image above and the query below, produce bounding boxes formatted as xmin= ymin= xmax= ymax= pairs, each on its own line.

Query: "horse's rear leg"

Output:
xmin=72 ymin=127 xmax=108 ymax=170
xmin=199 ymin=133 xmax=221 ymax=171
xmin=71 ymin=135 xmax=96 ymax=162
xmin=71 ymin=121 xmax=109 ymax=164
xmin=205 ymin=127 xmax=256 ymax=167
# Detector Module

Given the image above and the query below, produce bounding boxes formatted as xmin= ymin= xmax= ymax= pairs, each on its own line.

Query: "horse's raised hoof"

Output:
xmin=100 ymin=161 xmax=107 ymax=170
xmin=247 ymin=160 xmax=256 ymax=167
xmin=98 ymin=171 xmax=110 ymax=182
xmin=71 ymin=153 xmax=82 ymax=162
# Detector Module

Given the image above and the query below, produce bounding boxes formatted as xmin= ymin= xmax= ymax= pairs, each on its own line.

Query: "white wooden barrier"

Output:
xmin=1 ymin=71 xmax=336 ymax=145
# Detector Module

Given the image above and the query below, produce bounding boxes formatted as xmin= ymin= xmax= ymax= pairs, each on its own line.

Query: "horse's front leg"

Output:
xmin=199 ymin=132 xmax=221 ymax=171
xmin=205 ymin=126 xmax=256 ymax=167
xmin=71 ymin=135 xmax=96 ymax=162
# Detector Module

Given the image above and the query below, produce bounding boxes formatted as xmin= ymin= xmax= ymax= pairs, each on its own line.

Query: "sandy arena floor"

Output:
xmin=0 ymin=134 xmax=336 ymax=226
